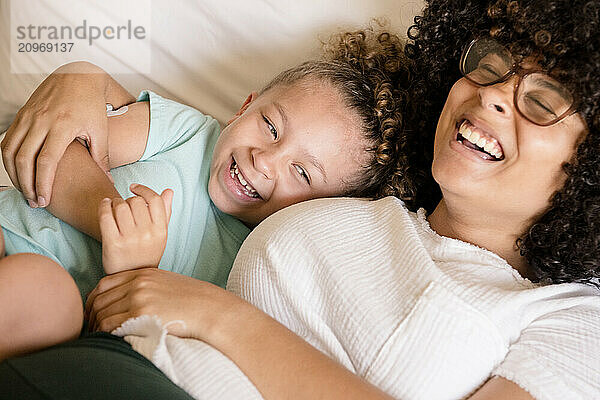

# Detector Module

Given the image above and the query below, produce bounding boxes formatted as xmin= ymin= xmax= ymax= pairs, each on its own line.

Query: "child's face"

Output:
xmin=208 ymin=80 xmax=367 ymax=227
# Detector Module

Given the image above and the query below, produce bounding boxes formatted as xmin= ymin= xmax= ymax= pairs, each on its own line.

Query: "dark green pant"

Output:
xmin=0 ymin=332 xmax=195 ymax=400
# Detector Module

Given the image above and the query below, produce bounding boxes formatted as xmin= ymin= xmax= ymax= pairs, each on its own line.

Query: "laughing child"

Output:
xmin=0 ymin=28 xmax=416 ymax=359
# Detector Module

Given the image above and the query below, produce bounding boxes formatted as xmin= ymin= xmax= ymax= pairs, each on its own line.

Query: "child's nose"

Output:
xmin=251 ymin=148 xmax=275 ymax=179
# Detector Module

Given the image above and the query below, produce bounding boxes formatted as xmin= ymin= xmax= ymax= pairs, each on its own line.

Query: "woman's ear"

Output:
xmin=226 ymin=92 xmax=258 ymax=125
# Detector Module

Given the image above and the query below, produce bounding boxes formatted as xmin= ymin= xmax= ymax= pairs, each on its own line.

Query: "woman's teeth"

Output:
xmin=230 ymin=161 xmax=260 ymax=198
xmin=458 ymin=120 xmax=504 ymax=160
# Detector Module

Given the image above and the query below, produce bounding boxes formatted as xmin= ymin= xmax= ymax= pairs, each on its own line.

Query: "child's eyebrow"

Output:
xmin=305 ymin=152 xmax=328 ymax=184
xmin=272 ymin=100 xmax=327 ymax=183
xmin=273 ymin=101 xmax=289 ymax=128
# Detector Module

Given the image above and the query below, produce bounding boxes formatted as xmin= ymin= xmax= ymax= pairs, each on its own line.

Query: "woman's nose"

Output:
xmin=251 ymin=148 xmax=274 ymax=179
xmin=477 ymin=77 xmax=517 ymax=118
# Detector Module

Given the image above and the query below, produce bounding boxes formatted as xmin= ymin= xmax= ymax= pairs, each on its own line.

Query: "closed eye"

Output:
xmin=262 ymin=115 xmax=278 ymax=139
xmin=294 ymin=164 xmax=310 ymax=185
xmin=524 ymin=94 xmax=558 ymax=117
xmin=480 ymin=64 xmax=502 ymax=77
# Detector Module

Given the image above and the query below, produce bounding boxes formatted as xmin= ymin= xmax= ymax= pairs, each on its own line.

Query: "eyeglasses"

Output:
xmin=459 ymin=37 xmax=576 ymax=126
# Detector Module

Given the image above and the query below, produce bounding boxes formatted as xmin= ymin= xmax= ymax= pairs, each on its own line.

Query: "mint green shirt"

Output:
xmin=0 ymin=90 xmax=250 ymax=297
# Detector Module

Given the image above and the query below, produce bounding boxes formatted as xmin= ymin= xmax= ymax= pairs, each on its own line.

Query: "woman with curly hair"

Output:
xmin=1 ymin=1 xmax=599 ymax=400
xmin=405 ymin=0 xmax=600 ymax=286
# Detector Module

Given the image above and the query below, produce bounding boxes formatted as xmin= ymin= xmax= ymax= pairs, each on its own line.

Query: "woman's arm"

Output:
xmin=85 ymin=268 xmax=534 ymax=400
xmin=201 ymin=302 xmax=534 ymax=399
xmin=1 ymin=61 xmax=134 ymax=207
xmin=208 ymin=289 xmax=394 ymax=399
xmin=85 ymin=268 xmax=394 ymax=400
xmin=44 ymin=140 xmax=120 ymax=241
xmin=44 ymin=101 xmax=150 ymax=241
xmin=469 ymin=377 xmax=534 ymax=400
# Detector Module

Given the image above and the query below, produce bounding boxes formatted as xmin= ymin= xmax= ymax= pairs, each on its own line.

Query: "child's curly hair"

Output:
xmin=260 ymin=25 xmax=420 ymax=207
xmin=405 ymin=0 xmax=600 ymax=286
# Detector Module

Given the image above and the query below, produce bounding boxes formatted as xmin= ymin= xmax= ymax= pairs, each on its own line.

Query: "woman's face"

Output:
xmin=432 ymin=74 xmax=587 ymax=227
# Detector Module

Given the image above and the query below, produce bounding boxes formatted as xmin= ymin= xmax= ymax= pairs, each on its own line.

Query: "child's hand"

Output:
xmin=99 ymin=183 xmax=173 ymax=275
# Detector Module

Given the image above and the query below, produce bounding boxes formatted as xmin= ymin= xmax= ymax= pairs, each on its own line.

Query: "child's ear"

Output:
xmin=226 ymin=92 xmax=258 ymax=125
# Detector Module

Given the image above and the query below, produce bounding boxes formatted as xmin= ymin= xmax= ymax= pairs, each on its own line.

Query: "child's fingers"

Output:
xmin=130 ymin=183 xmax=171 ymax=225
xmin=160 ymin=189 xmax=174 ymax=223
xmin=111 ymin=198 xmax=135 ymax=234
xmin=98 ymin=198 xmax=119 ymax=239
xmin=126 ymin=195 xmax=152 ymax=227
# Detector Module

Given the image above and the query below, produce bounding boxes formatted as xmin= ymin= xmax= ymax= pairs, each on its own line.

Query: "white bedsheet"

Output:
xmin=0 ymin=0 xmax=423 ymax=126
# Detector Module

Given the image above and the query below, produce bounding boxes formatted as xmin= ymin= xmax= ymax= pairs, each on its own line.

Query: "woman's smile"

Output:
xmin=447 ymin=120 xmax=506 ymax=166
xmin=455 ymin=119 xmax=504 ymax=161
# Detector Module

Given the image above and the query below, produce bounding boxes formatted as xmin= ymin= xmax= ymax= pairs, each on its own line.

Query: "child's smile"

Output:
xmin=225 ymin=157 xmax=262 ymax=201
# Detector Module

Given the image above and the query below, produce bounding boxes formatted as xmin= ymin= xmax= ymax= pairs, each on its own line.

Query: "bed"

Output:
xmin=0 ymin=0 xmax=423 ymax=188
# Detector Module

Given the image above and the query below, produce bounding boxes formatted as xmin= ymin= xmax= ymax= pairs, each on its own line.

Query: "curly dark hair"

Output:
xmin=260 ymin=26 xmax=419 ymax=205
xmin=404 ymin=0 xmax=600 ymax=286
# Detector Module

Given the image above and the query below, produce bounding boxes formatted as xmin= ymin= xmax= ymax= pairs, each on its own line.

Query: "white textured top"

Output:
xmin=228 ymin=196 xmax=600 ymax=400
xmin=115 ymin=196 xmax=600 ymax=400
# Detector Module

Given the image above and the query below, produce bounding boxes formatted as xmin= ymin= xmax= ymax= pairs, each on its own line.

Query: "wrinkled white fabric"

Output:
xmin=229 ymin=197 xmax=600 ymax=400
xmin=113 ymin=315 xmax=263 ymax=400
xmin=116 ymin=196 xmax=600 ymax=400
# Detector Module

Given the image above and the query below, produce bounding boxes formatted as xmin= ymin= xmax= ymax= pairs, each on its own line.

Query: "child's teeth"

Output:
xmin=231 ymin=163 xmax=258 ymax=195
xmin=484 ymin=142 xmax=494 ymax=153
xmin=469 ymin=130 xmax=481 ymax=143
xmin=462 ymin=128 xmax=472 ymax=140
